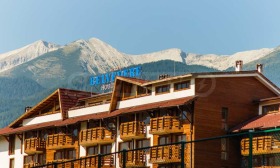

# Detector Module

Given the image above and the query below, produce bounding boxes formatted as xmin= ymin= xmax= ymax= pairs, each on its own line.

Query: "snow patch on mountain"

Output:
xmin=186 ymin=48 xmax=274 ymax=70
xmin=129 ymin=48 xmax=185 ymax=64
xmin=0 ymin=40 xmax=60 ymax=72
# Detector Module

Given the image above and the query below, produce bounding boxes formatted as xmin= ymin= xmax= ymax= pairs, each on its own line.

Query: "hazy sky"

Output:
xmin=1 ymin=0 xmax=280 ymax=55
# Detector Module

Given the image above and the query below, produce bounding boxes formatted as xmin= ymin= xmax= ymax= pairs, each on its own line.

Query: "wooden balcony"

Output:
xmin=23 ymin=163 xmax=40 ymax=168
xmin=150 ymin=145 xmax=181 ymax=164
xmin=46 ymin=133 xmax=75 ymax=150
xmin=120 ymin=121 xmax=146 ymax=141
xmin=241 ymin=136 xmax=280 ymax=156
xmin=119 ymin=150 xmax=146 ymax=167
xmin=24 ymin=137 xmax=46 ymax=154
xmin=80 ymin=127 xmax=115 ymax=147
xmin=80 ymin=155 xmax=114 ymax=168
xmin=150 ymin=116 xmax=183 ymax=135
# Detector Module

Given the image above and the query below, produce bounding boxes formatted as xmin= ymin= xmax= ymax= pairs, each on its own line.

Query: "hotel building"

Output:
xmin=0 ymin=64 xmax=279 ymax=168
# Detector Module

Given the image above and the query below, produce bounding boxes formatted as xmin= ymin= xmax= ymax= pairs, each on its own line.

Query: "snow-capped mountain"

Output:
xmin=0 ymin=40 xmax=60 ymax=72
xmin=0 ymin=37 xmax=276 ymax=75
xmin=185 ymin=48 xmax=275 ymax=70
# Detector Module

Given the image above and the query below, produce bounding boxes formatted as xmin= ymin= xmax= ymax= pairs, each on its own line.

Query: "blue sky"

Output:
xmin=1 ymin=0 xmax=280 ymax=55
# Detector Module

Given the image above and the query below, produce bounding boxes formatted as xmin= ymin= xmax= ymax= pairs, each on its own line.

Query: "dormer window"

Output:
xmin=174 ymin=81 xmax=190 ymax=91
xmin=263 ymin=104 xmax=279 ymax=114
xmin=155 ymin=85 xmax=170 ymax=95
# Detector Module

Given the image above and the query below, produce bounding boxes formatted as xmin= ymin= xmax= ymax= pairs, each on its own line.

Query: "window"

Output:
xmin=24 ymin=155 xmax=34 ymax=164
xmin=119 ymin=141 xmax=133 ymax=151
xmin=137 ymin=86 xmax=151 ymax=96
xmin=9 ymin=158 xmax=14 ymax=168
xmin=54 ymin=149 xmax=76 ymax=160
xmin=87 ymin=146 xmax=98 ymax=156
xmin=175 ymin=134 xmax=187 ymax=142
xmin=174 ymin=81 xmax=190 ymax=91
xmin=159 ymin=136 xmax=169 ymax=145
xmin=136 ymin=139 xmax=150 ymax=148
xmin=221 ymin=138 xmax=228 ymax=160
xmin=101 ymin=144 xmax=112 ymax=154
xmin=9 ymin=135 xmax=15 ymax=155
xmin=137 ymin=112 xmax=150 ymax=125
xmin=221 ymin=107 xmax=228 ymax=131
xmin=155 ymin=85 xmax=170 ymax=94
xmin=37 ymin=154 xmax=46 ymax=165
xmin=263 ymin=104 xmax=279 ymax=114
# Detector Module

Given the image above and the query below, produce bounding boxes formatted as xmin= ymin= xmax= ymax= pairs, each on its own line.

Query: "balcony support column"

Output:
xmin=248 ymin=131 xmax=253 ymax=168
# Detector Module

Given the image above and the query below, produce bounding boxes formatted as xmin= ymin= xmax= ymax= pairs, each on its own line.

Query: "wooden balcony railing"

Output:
xmin=150 ymin=116 xmax=183 ymax=135
xmin=46 ymin=133 xmax=75 ymax=150
xmin=241 ymin=136 xmax=280 ymax=156
xmin=23 ymin=163 xmax=40 ymax=168
xmin=80 ymin=127 xmax=115 ymax=147
xmin=150 ymin=144 xmax=181 ymax=164
xmin=119 ymin=150 xmax=146 ymax=167
xmin=120 ymin=121 xmax=146 ymax=141
xmin=79 ymin=155 xmax=114 ymax=168
xmin=24 ymin=137 xmax=46 ymax=154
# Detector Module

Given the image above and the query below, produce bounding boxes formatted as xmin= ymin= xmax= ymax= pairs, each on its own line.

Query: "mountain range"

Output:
xmin=0 ymin=38 xmax=279 ymax=128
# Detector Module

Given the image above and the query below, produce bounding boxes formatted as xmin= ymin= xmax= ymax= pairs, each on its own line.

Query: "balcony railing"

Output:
xmin=119 ymin=150 xmax=146 ymax=167
xmin=79 ymin=155 xmax=114 ymax=168
xmin=150 ymin=116 xmax=183 ymax=135
xmin=241 ymin=136 xmax=280 ymax=156
xmin=150 ymin=144 xmax=181 ymax=164
xmin=120 ymin=121 xmax=146 ymax=141
xmin=24 ymin=137 xmax=46 ymax=154
xmin=80 ymin=127 xmax=115 ymax=146
xmin=23 ymin=163 xmax=40 ymax=168
xmin=46 ymin=133 xmax=75 ymax=150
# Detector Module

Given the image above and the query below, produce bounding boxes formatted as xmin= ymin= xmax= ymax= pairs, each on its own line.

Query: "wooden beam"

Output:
xmin=16 ymin=133 xmax=23 ymax=141
xmin=3 ymin=135 xmax=9 ymax=142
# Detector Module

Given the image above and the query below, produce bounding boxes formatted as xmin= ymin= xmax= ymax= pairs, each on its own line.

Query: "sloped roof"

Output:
xmin=0 ymin=96 xmax=197 ymax=135
xmin=9 ymin=88 xmax=92 ymax=128
xmin=231 ymin=112 xmax=280 ymax=132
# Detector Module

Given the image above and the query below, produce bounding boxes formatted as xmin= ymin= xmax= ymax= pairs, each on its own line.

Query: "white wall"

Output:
xmin=0 ymin=135 xmax=25 ymax=168
xmin=0 ymin=136 xmax=10 ymax=168
xmin=23 ymin=113 xmax=61 ymax=126
xmin=68 ymin=104 xmax=110 ymax=118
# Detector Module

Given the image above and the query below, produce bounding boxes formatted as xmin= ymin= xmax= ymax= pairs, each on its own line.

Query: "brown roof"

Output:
xmin=231 ymin=112 xmax=280 ymax=132
xmin=116 ymin=76 xmax=149 ymax=85
xmin=9 ymin=88 xmax=92 ymax=128
xmin=0 ymin=96 xmax=197 ymax=135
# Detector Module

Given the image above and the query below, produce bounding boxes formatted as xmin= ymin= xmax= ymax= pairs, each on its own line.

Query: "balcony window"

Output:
xmin=263 ymin=104 xmax=280 ymax=114
xmin=159 ymin=136 xmax=170 ymax=145
xmin=136 ymin=139 xmax=150 ymax=148
xmin=87 ymin=146 xmax=98 ymax=156
xmin=101 ymin=144 xmax=112 ymax=154
xmin=24 ymin=155 xmax=34 ymax=164
xmin=156 ymin=85 xmax=170 ymax=94
xmin=175 ymin=134 xmax=186 ymax=142
xmin=9 ymin=135 xmax=15 ymax=155
xmin=54 ymin=149 xmax=76 ymax=160
xmin=137 ymin=112 xmax=150 ymax=125
xmin=174 ymin=81 xmax=190 ymax=91
xmin=38 ymin=154 xmax=46 ymax=165
xmin=119 ymin=141 xmax=133 ymax=151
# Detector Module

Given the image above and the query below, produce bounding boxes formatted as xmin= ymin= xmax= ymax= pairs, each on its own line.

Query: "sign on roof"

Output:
xmin=89 ymin=66 xmax=142 ymax=86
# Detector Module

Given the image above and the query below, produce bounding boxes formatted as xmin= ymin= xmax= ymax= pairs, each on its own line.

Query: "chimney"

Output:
xmin=256 ymin=64 xmax=263 ymax=73
xmin=25 ymin=106 xmax=32 ymax=113
xmin=235 ymin=60 xmax=243 ymax=72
